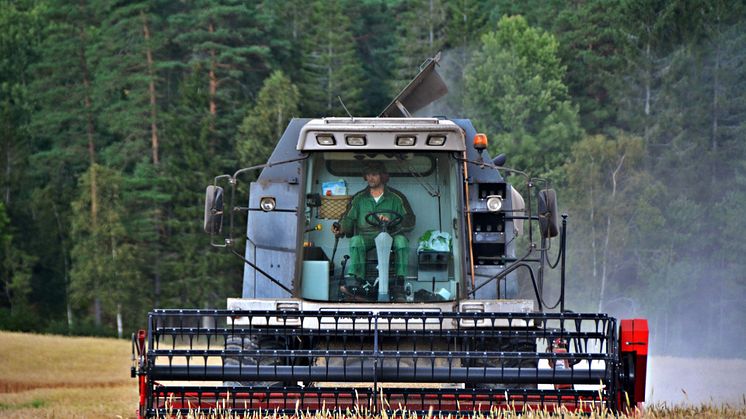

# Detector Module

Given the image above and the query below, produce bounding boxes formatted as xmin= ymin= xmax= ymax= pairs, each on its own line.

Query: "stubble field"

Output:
xmin=0 ymin=331 xmax=744 ymax=418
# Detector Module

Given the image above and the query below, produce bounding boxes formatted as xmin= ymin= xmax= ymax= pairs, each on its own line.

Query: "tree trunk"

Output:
xmin=141 ymin=10 xmax=163 ymax=305
xmin=2 ymin=243 xmax=11 ymax=309
xmin=141 ymin=10 xmax=160 ymax=166
xmin=276 ymin=108 xmax=284 ymax=139
xmin=598 ymin=154 xmax=625 ymax=313
xmin=117 ymin=303 xmax=123 ymax=339
xmin=589 ymin=159 xmax=597 ymax=291
xmin=93 ymin=297 xmax=102 ymax=327
xmin=4 ymin=149 xmax=9 ymax=205
xmin=642 ymin=40 xmax=652 ymax=174
xmin=644 ymin=41 xmax=651 ymax=119
xmin=327 ymin=36 xmax=333 ymax=111
xmin=78 ymin=18 xmax=101 ymax=326
xmin=208 ymin=21 xmax=217 ymax=149
xmin=79 ymin=36 xmax=97 ymax=225
xmin=52 ymin=199 xmax=73 ymax=331
xmin=429 ymin=0 xmax=434 ymax=47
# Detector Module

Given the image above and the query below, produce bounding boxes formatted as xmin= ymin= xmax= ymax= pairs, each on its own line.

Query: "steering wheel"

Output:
xmin=364 ymin=209 xmax=403 ymax=232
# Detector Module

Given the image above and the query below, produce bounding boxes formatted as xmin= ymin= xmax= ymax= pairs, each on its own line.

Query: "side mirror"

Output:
xmin=203 ymin=185 xmax=224 ymax=234
xmin=537 ymin=189 xmax=559 ymax=238
xmin=492 ymin=153 xmax=506 ymax=167
xmin=306 ymin=193 xmax=322 ymax=208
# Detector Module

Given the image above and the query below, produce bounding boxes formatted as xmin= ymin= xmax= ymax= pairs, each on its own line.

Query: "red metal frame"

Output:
xmin=136 ymin=330 xmax=147 ymax=419
xmin=619 ymin=318 xmax=649 ymax=410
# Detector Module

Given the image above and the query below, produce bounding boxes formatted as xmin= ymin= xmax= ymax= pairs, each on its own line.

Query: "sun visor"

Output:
xmin=379 ymin=52 xmax=448 ymax=117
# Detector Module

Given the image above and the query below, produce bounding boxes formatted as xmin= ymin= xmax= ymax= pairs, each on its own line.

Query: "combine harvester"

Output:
xmin=132 ymin=55 xmax=648 ymax=418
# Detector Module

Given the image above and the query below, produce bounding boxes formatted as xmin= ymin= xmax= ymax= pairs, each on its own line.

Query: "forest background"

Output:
xmin=1 ymin=0 xmax=744 ymax=359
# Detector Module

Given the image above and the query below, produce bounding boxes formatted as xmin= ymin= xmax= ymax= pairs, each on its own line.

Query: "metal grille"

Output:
xmin=134 ymin=310 xmax=620 ymax=417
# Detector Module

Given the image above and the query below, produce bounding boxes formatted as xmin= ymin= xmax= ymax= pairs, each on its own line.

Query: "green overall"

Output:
xmin=339 ymin=187 xmax=414 ymax=279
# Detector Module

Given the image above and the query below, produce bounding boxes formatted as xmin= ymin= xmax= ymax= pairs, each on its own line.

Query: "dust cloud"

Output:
xmin=417 ymin=44 xmax=746 ymax=406
xmin=647 ymin=356 xmax=746 ymax=406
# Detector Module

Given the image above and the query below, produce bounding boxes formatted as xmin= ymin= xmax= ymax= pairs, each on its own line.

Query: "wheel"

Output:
xmin=223 ymin=335 xmax=290 ymax=387
xmin=364 ymin=209 xmax=403 ymax=232
xmin=619 ymin=352 xmax=637 ymax=409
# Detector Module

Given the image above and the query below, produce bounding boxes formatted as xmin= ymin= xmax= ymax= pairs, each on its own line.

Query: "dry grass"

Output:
xmin=1 ymin=331 xmax=744 ymax=418
xmin=152 ymin=402 xmax=746 ymax=419
xmin=0 ymin=331 xmax=137 ymax=418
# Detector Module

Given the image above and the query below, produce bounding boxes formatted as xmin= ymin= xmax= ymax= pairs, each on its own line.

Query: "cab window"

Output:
xmin=300 ymin=152 xmax=462 ymax=303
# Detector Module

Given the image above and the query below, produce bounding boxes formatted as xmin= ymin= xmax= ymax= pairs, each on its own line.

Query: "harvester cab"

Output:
xmin=132 ymin=55 xmax=649 ymax=418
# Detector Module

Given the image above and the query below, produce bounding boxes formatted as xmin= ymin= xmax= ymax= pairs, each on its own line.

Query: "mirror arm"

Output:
xmin=232 ymin=155 xmax=309 ymax=180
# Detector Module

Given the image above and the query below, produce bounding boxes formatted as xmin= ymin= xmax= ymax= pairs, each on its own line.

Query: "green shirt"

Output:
xmin=339 ymin=187 xmax=415 ymax=238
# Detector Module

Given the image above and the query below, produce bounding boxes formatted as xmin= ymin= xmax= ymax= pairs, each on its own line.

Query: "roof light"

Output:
xmin=259 ymin=197 xmax=276 ymax=212
xmin=427 ymin=135 xmax=446 ymax=146
xmin=396 ymin=135 xmax=416 ymax=146
xmin=474 ymin=133 xmax=488 ymax=151
xmin=316 ymin=134 xmax=335 ymax=146
xmin=346 ymin=135 xmax=366 ymax=146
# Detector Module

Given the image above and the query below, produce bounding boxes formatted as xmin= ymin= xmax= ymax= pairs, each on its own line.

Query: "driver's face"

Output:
xmin=365 ymin=172 xmax=383 ymax=188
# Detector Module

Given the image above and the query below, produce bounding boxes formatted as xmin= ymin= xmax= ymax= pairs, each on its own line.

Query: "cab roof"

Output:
xmin=297 ymin=117 xmax=466 ymax=152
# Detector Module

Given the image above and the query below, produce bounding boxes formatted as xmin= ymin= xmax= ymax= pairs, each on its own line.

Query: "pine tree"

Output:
xmin=0 ymin=201 xmax=37 ymax=318
xmin=25 ymin=0 xmax=105 ymax=328
xmin=89 ymin=0 xmax=174 ymax=311
xmin=300 ymin=0 xmax=366 ymax=116
xmin=439 ymin=0 xmax=490 ymax=115
xmin=158 ymin=69 xmax=240 ymax=309
xmin=388 ymin=0 xmax=448 ymax=96
xmin=343 ymin=0 xmax=398 ymax=114
xmin=255 ymin=0 xmax=308 ymax=79
xmin=552 ymin=1 xmax=627 ymax=133
xmin=0 ymin=1 xmax=43 ymax=321
xmin=616 ymin=0 xmax=683 ymax=157
xmin=0 ymin=0 xmax=43 ymax=207
xmin=91 ymin=1 xmax=167 ymax=168
xmin=169 ymin=0 xmax=270 ymax=152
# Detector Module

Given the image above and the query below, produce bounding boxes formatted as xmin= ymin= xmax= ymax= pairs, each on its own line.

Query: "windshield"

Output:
xmin=300 ymin=152 xmax=463 ymax=303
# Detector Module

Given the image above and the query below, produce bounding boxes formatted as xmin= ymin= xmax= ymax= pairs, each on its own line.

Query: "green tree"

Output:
xmin=552 ymin=1 xmax=627 ymax=133
xmin=562 ymin=133 xmax=660 ymax=313
xmin=28 ymin=0 xmax=103 ymax=222
xmin=388 ymin=0 xmax=448 ymax=96
xmin=0 ymin=0 xmax=43 ymax=207
xmin=22 ymin=0 xmax=104 ymax=330
xmin=256 ymin=0 xmax=308 ymax=81
xmin=169 ymin=0 xmax=270 ymax=151
xmin=343 ymin=0 xmax=398 ymax=114
xmin=300 ymin=0 xmax=366 ymax=116
xmin=443 ymin=0 xmax=491 ymax=111
xmin=237 ymin=71 xmax=300 ymax=168
xmin=158 ymin=69 xmax=240 ymax=310
xmin=0 ymin=1 xmax=43 ymax=317
xmin=0 ymin=201 xmax=36 ymax=315
xmin=70 ymin=164 xmax=143 ymax=332
xmin=464 ymin=15 xmax=581 ymax=177
xmin=617 ymin=0 xmax=684 ymax=153
xmin=89 ymin=0 xmax=176 ymax=314
xmin=91 ymin=1 xmax=168 ymax=168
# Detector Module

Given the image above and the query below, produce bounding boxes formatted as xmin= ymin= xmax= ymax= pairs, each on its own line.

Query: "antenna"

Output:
xmin=337 ymin=96 xmax=353 ymax=118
